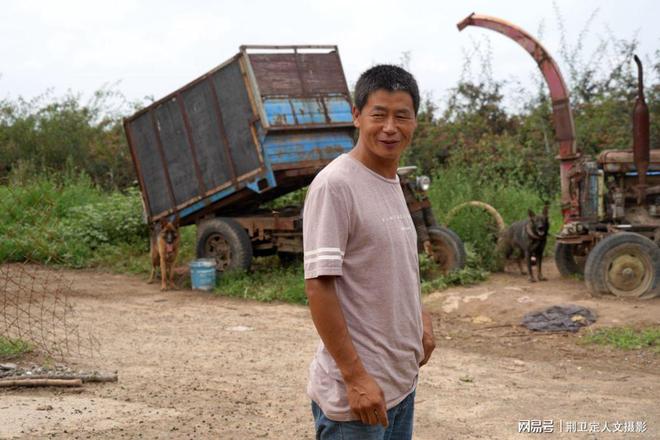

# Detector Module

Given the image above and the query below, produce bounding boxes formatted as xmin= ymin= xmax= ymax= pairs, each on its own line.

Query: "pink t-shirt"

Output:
xmin=303 ymin=153 xmax=424 ymax=421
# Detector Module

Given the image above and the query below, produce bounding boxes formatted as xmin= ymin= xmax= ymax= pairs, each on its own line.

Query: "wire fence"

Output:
xmin=1 ymin=180 xmax=100 ymax=360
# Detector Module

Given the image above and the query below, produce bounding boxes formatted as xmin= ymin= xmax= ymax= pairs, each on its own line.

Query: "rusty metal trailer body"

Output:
xmin=124 ymin=46 xmax=359 ymax=270
xmin=124 ymin=45 xmax=354 ymax=228
xmin=459 ymin=13 xmax=660 ymax=299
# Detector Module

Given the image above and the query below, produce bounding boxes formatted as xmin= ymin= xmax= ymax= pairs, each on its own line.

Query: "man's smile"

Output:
xmin=378 ymin=139 xmax=401 ymax=148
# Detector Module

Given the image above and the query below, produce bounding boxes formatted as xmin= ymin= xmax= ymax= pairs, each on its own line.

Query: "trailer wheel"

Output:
xmin=196 ymin=218 xmax=253 ymax=272
xmin=554 ymin=243 xmax=585 ymax=277
xmin=427 ymin=226 xmax=466 ymax=274
xmin=584 ymin=232 xmax=660 ymax=299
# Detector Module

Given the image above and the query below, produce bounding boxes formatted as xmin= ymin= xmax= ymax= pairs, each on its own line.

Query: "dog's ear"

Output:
xmin=528 ymin=209 xmax=535 ymax=219
xmin=542 ymin=204 xmax=549 ymax=218
xmin=159 ymin=217 xmax=167 ymax=227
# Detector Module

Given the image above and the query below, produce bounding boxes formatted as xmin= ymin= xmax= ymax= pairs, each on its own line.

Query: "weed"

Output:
xmin=0 ymin=336 xmax=32 ymax=358
xmin=214 ymin=256 xmax=307 ymax=304
xmin=580 ymin=327 xmax=660 ymax=352
xmin=420 ymin=246 xmax=489 ymax=294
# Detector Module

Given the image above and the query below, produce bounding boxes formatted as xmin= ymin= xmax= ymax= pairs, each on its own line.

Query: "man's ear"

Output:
xmin=352 ymin=105 xmax=360 ymax=128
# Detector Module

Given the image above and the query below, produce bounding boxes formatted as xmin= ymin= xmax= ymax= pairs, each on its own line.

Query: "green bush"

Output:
xmin=60 ymin=187 xmax=148 ymax=250
xmin=0 ymin=89 xmax=139 ymax=189
xmin=0 ymin=174 xmax=149 ymax=268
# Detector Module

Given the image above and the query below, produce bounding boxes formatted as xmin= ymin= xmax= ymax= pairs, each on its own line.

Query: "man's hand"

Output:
xmin=346 ymin=372 xmax=388 ymax=427
xmin=419 ymin=309 xmax=436 ymax=367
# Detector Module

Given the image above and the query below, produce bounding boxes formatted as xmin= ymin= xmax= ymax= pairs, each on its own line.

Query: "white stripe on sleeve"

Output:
xmin=304 ymin=255 xmax=343 ymax=264
xmin=304 ymin=247 xmax=345 ymax=258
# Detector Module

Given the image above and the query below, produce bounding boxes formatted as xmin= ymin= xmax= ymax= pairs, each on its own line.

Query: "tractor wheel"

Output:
xmin=196 ymin=218 xmax=253 ymax=272
xmin=427 ymin=226 xmax=466 ymax=274
xmin=554 ymin=242 xmax=586 ymax=277
xmin=584 ymin=232 xmax=660 ymax=299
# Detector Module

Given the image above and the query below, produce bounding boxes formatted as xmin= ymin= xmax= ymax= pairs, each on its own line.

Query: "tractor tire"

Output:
xmin=554 ymin=242 xmax=585 ymax=277
xmin=196 ymin=218 xmax=253 ymax=272
xmin=584 ymin=232 xmax=660 ymax=299
xmin=427 ymin=226 xmax=467 ymax=273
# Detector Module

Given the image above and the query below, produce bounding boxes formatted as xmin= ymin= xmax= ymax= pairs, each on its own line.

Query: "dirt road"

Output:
xmin=1 ymin=262 xmax=659 ymax=439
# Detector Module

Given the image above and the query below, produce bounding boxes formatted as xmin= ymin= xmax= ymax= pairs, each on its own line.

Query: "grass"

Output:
xmin=211 ymin=249 xmax=489 ymax=304
xmin=215 ymin=256 xmax=306 ymax=304
xmin=0 ymin=336 xmax=32 ymax=358
xmin=419 ymin=246 xmax=489 ymax=294
xmin=580 ymin=327 xmax=660 ymax=353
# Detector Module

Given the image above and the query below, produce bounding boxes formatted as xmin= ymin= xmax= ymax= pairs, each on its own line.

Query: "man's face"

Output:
xmin=352 ymin=90 xmax=417 ymax=162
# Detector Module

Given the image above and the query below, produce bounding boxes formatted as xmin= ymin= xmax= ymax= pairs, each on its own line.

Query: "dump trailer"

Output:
xmin=124 ymin=45 xmax=466 ymax=273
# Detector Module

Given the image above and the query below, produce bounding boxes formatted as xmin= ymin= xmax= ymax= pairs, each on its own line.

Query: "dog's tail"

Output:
xmin=445 ymin=201 xmax=506 ymax=233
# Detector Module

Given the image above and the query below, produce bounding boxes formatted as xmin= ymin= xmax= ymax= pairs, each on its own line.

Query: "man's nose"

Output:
xmin=383 ymin=116 xmax=396 ymax=133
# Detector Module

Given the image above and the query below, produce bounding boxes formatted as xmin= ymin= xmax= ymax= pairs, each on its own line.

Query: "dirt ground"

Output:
xmin=1 ymin=262 xmax=659 ymax=440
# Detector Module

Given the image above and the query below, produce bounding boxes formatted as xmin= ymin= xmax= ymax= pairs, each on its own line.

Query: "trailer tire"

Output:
xmin=427 ymin=226 xmax=467 ymax=274
xmin=584 ymin=232 xmax=660 ymax=299
xmin=554 ymin=243 xmax=585 ymax=277
xmin=196 ymin=218 xmax=253 ymax=272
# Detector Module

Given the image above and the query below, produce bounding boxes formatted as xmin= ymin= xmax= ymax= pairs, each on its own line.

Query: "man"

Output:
xmin=303 ymin=65 xmax=436 ymax=440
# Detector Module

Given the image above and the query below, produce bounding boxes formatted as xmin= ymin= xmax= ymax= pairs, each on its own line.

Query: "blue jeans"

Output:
xmin=311 ymin=390 xmax=415 ymax=440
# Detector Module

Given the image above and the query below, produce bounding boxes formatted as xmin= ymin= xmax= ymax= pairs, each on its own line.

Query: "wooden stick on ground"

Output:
xmin=0 ymin=378 xmax=82 ymax=387
xmin=0 ymin=372 xmax=118 ymax=383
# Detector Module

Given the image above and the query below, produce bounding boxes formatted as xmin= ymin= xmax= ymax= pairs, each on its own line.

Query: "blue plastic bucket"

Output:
xmin=189 ymin=259 xmax=217 ymax=291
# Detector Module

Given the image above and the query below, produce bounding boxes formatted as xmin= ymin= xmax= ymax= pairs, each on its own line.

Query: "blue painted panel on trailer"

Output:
xmin=263 ymin=131 xmax=354 ymax=165
xmin=263 ymin=99 xmax=296 ymax=126
xmin=263 ymin=95 xmax=351 ymax=127
xmin=325 ymin=97 xmax=353 ymax=122
xmin=291 ymin=100 xmax=326 ymax=125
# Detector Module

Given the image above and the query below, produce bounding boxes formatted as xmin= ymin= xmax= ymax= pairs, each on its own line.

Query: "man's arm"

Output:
xmin=305 ymin=276 xmax=388 ymax=427
xmin=419 ymin=307 xmax=436 ymax=367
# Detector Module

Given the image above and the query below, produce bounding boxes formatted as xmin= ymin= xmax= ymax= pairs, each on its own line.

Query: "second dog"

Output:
xmin=497 ymin=205 xmax=549 ymax=282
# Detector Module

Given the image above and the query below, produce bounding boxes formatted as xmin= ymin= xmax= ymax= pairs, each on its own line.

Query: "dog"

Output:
xmin=497 ymin=205 xmax=549 ymax=282
xmin=147 ymin=219 xmax=180 ymax=290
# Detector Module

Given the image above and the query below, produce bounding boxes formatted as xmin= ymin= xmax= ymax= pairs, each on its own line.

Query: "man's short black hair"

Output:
xmin=354 ymin=65 xmax=420 ymax=115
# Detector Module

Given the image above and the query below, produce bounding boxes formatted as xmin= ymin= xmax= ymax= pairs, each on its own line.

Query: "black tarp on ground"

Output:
xmin=522 ymin=305 xmax=597 ymax=332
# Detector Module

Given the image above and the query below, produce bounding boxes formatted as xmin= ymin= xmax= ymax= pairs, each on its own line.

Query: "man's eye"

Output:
xmin=371 ymin=114 xmax=385 ymax=118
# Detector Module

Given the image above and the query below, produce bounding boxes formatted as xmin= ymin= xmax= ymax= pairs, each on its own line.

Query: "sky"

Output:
xmin=1 ymin=0 xmax=658 ymax=113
